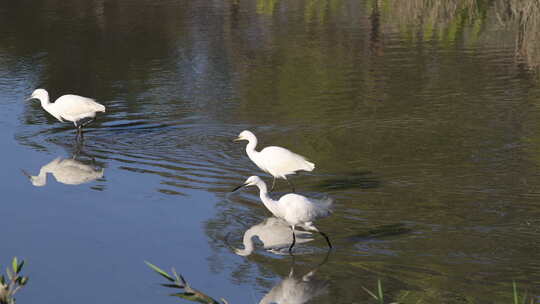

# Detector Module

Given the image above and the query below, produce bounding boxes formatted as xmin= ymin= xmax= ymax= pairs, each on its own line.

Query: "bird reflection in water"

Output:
xmin=231 ymin=217 xmax=314 ymax=256
xmin=259 ymin=254 xmax=330 ymax=304
xmin=22 ymin=155 xmax=104 ymax=187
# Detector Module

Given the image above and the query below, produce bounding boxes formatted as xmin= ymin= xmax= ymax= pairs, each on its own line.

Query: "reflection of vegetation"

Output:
xmin=145 ymin=262 xmax=228 ymax=304
xmin=0 ymin=258 xmax=28 ymax=304
xmin=372 ymin=0 xmax=540 ymax=74
xmin=304 ymin=0 xmax=344 ymax=24
xmin=497 ymin=0 xmax=540 ymax=74
xmin=256 ymin=0 xmax=279 ymax=15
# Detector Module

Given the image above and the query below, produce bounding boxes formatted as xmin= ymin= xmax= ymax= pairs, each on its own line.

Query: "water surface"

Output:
xmin=1 ymin=0 xmax=540 ymax=303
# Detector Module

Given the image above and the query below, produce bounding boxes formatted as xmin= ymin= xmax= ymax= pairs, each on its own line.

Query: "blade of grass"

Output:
xmin=145 ymin=261 xmax=175 ymax=282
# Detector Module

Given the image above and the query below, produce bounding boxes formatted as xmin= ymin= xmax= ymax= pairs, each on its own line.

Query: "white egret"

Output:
xmin=234 ymin=130 xmax=314 ymax=192
xmin=22 ymin=156 xmax=104 ymax=186
xmin=232 ymin=217 xmax=314 ymax=256
xmin=27 ymin=89 xmax=106 ymax=136
xmin=232 ymin=176 xmax=333 ymax=253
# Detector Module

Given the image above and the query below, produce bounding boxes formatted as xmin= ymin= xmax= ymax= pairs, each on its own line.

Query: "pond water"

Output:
xmin=1 ymin=0 xmax=540 ymax=303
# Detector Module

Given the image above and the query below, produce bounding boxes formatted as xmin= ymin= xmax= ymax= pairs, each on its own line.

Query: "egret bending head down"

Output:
xmin=232 ymin=175 xmax=333 ymax=253
xmin=234 ymin=130 xmax=315 ymax=192
xmin=27 ymin=88 xmax=106 ymax=137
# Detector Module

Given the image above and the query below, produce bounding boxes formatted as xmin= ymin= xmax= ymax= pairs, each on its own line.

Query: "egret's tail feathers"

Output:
xmin=96 ymin=104 xmax=106 ymax=112
xmin=322 ymin=197 xmax=333 ymax=208
xmin=306 ymin=160 xmax=315 ymax=171
xmin=316 ymin=197 xmax=334 ymax=215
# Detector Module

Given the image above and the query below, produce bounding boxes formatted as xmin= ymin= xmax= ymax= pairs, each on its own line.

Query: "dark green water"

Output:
xmin=1 ymin=0 xmax=539 ymax=303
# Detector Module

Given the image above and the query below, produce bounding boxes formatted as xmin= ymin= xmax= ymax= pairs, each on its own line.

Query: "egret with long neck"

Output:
xmin=232 ymin=176 xmax=332 ymax=253
xmin=234 ymin=130 xmax=315 ymax=192
xmin=27 ymin=88 xmax=106 ymax=137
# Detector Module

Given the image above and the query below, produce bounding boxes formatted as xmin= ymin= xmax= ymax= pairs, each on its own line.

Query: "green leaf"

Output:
xmin=20 ymin=277 xmax=28 ymax=286
xmin=15 ymin=260 xmax=24 ymax=274
xmin=11 ymin=258 xmax=18 ymax=274
xmin=6 ymin=268 xmax=13 ymax=280
xmin=160 ymin=283 xmax=183 ymax=289
xmin=0 ymin=275 xmax=5 ymax=285
xmin=144 ymin=261 xmax=174 ymax=282
xmin=513 ymin=281 xmax=519 ymax=304
xmin=377 ymin=279 xmax=384 ymax=304
xmin=361 ymin=285 xmax=378 ymax=300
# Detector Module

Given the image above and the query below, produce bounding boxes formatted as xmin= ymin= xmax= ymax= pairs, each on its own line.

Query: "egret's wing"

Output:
xmin=53 ymin=94 xmax=105 ymax=117
xmin=281 ymin=194 xmax=333 ymax=222
xmin=259 ymin=146 xmax=315 ymax=176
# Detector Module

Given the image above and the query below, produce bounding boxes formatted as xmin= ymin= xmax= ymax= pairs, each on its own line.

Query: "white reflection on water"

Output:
xmin=232 ymin=217 xmax=314 ymax=256
xmin=22 ymin=156 xmax=104 ymax=187
xmin=259 ymin=256 xmax=329 ymax=304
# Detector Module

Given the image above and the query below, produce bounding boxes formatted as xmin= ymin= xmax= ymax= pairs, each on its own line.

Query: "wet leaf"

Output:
xmin=160 ymin=283 xmax=183 ymax=289
xmin=11 ymin=258 xmax=17 ymax=274
xmin=144 ymin=261 xmax=174 ymax=282
xmin=15 ymin=260 xmax=24 ymax=274
xmin=20 ymin=277 xmax=28 ymax=286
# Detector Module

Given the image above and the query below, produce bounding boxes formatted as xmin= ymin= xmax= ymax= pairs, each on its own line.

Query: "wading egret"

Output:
xmin=232 ymin=217 xmax=313 ymax=256
xmin=232 ymin=176 xmax=333 ymax=253
xmin=27 ymin=89 xmax=106 ymax=136
xmin=22 ymin=156 xmax=104 ymax=186
xmin=234 ymin=130 xmax=314 ymax=192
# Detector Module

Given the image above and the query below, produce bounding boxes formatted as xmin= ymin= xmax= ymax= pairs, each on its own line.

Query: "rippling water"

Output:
xmin=1 ymin=0 xmax=540 ymax=303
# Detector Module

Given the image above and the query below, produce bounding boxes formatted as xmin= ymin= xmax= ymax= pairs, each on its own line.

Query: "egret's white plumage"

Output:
xmin=234 ymin=130 xmax=314 ymax=192
xmin=27 ymin=88 xmax=105 ymax=134
xmin=233 ymin=217 xmax=314 ymax=256
xmin=22 ymin=156 xmax=104 ymax=187
xmin=233 ymin=176 xmax=333 ymax=253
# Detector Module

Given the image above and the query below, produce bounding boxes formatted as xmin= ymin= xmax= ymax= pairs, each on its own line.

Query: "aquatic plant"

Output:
xmin=0 ymin=257 xmax=28 ymax=304
xmin=145 ymin=261 xmax=228 ymax=304
xmin=512 ymin=281 xmax=536 ymax=304
xmin=362 ymin=279 xmax=386 ymax=304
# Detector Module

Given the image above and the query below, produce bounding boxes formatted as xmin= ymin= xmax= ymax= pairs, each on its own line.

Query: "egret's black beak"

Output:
xmin=231 ymin=183 xmax=247 ymax=192
xmin=25 ymin=96 xmax=34 ymax=101
xmin=21 ymin=169 xmax=31 ymax=179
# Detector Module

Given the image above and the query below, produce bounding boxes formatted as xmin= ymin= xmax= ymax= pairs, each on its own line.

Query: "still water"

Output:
xmin=1 ymin=0 xmax=540 ymax=303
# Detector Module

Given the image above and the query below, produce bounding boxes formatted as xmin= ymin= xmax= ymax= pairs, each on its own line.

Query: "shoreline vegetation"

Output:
xmin=0 ymin=257 xmax=536 ymax=303
xmin=0 ymin=258 xmax=28 ymax=304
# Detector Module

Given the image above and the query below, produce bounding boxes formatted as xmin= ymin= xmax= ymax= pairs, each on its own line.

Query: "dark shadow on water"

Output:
xmin=316 ymin=171 xmax=381 ymax=191
xmin=344 ymin=223 xmax=412 ymax=242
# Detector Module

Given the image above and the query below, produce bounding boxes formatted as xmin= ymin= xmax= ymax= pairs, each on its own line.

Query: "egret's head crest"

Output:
xmin=234 ymin=130 xmax=256 ymax=142
xmin=244 ymin=175 xmax=262 ymax=186
xmin=28 ymin=88 xmax=48 ymax=101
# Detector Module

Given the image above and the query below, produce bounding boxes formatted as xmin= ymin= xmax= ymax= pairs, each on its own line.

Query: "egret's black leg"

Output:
xmin=288 ymin=226 xmax=297 ymax=254
xmin=319 ymin=231 xmax=332 ymax=249
xmin=286 ymin=178 xmax=295 ymax=193
xmin=270 ymin=177 xmax=277 ymax=192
